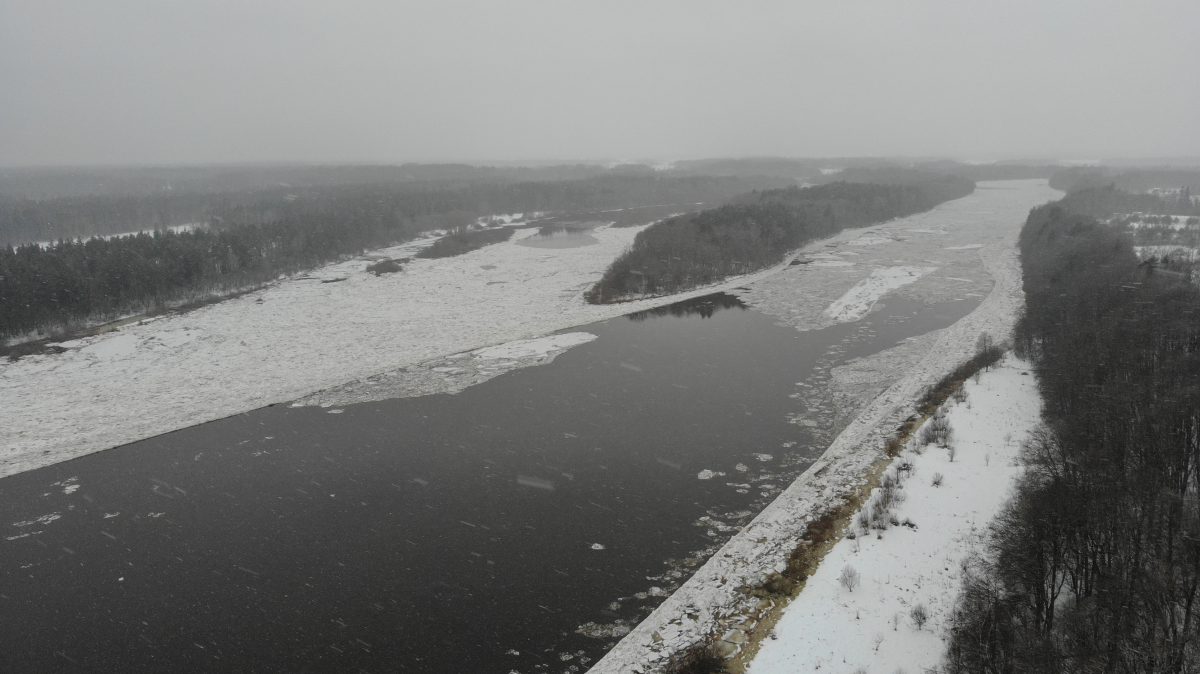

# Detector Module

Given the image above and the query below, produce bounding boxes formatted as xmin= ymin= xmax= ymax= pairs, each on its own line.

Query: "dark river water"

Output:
xmin=0 ymin=293 xmax=978 ymax=673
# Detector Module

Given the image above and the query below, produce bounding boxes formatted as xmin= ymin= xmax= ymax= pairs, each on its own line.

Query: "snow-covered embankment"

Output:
xmin=747 ymin=356 xmax=1041 ymax=673
xmin=588 ymin=180 xmax=1058 ymax=673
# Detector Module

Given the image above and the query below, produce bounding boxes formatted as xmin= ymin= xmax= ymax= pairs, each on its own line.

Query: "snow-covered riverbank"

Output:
xmin=587 ymin=179 xmax=1060 ymax=673
xmin=747 ymin=356 xmax=1041 ymax=673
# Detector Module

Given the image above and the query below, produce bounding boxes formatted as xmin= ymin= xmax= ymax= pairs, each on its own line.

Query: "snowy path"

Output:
xmin=747 ymin=357 xmax=1041 ymax=673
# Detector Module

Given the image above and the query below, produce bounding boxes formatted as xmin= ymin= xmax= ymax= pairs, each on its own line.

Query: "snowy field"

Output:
xmin=747 ymin=357 xmax=1041 ymax=674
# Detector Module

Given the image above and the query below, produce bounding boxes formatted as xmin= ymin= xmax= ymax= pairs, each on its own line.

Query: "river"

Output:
xmin=0 ymin=293 xmax=978 ymax=673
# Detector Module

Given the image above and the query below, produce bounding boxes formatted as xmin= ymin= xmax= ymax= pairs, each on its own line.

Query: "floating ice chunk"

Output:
xmin=697 ymin=470 xmax=726 ymax=480
xmin=13 ymin=513 xmax=61 ymax=527
xmin=517 ymin=475 xmax=555 ymax=491
xmin=472 ymin=332 xmax=597 ymax=360
xmin=824 ymin=266 xmax=937 ymax=322
xmin=327 ymin=409 xmax=344 ymax=414
xmin=591 ymin=543 xmax=606 ymax=550
xmin=847 ymin=235 xmax=895 ymax=246
xmin=753 ymin=453 xmax=774 ymax=462
xmin=735 ymin=463 xmax=749 ymax=472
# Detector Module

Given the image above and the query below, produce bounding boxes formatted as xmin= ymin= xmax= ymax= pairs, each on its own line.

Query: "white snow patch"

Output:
xmin=472 ymin=332 xmax=597 ymax=360
xmin=847 ymin=235 xmax=895 ymax=246
xmin=79 ymin=334 xmax=139 ymax=359
xmin=824 ymin=266 xmax=937 ymax=322
xmin=748 ymin=359 xmax=1041 ymax=674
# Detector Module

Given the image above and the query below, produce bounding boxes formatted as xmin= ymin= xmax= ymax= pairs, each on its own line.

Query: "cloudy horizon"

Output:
xmin=3 ymin=0 xmax=1199 ymax=167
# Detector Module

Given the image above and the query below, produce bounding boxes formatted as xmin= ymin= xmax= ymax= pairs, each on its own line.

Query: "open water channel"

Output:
xmin=0 ymin=292 xmax=978 ymax=673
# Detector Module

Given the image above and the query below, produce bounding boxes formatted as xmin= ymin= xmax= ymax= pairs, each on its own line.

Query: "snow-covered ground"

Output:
xmin=747 ymin=357 xmax=1041 ymax=674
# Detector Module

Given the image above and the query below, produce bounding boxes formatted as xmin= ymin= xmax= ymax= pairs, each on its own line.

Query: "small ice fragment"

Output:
xmin=103 ymin=512 xmax=119 ymax=518
xmin=327 ymin=409 xmax=344 ymax=414
xmin=697 ymin=470 xmax=726 ymax=480
xmin=735 ymin=463 xmax=749 ymax=472
xmin=517 ymin=475 xmax=555 ymax=491
xmin=591 ymin=543 xmax=605 ymax=550
xmin=63 ymin=485 xmax=80 ymax=495
xmin=753 ymin=453 xmax=774 ymax=462
xmin=118 ymin=577 xmax=124 ymax=581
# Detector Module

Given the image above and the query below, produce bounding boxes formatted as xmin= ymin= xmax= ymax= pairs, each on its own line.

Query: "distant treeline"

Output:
xmin=1052 ymin=184 xmax=1200 ymax=219
xmin=0 ymin=163 xmax=618 ymax=200
xmin=0 ymin=172 xmax=793 ymax=246
xmin=584 ymin=174 xmax=974 ymax=303
xmin=1050 ymin=166 xmax=1200 ymax=195
xmin=0 ymin=173 xmax=792 ymax=341
xmin=945 ymin=201 xmax=1200 ymax=672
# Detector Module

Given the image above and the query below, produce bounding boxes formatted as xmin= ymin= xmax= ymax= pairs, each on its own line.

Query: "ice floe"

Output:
xmin=824 ymin=266 xmax=937 ymax=322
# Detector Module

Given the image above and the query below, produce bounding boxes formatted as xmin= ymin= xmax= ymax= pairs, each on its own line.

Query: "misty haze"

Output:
xmin=2 ymin=2 xmax=1199 ymax=673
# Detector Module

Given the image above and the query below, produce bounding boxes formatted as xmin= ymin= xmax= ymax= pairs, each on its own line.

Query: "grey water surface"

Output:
xmin=0 ymin=293 xmax=978 ymax=673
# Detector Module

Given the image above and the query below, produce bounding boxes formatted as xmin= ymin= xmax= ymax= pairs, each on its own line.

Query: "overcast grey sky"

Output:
xmin=2 ymin=0 xmax=1198 ymax=166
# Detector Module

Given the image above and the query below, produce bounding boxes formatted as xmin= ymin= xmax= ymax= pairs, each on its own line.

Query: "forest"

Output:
xmin=1053 ymin=184 xmax=1200 ymax=220
xmin=944 ymin=198 xmax=1200 ymax=672
xmin=1050 ymin=167 xmax=1200 ymax=196
xmin=0 ymin=172 xmax=792 ymax=342
xmin=584 ymin=174 xmax=974 ymax=303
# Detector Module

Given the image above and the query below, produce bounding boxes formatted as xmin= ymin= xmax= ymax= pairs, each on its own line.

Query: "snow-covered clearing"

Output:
xmin=747 ymin=357 xmax=1041 ymax=674
xmin=824 ymin=267 xmax=936 ymax=322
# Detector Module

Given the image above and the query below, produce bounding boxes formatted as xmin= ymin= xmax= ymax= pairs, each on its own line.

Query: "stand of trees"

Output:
xmin=1 ymin=172 xmax=795 ymax=246
xmin=1050 ymin=167 xmax=1200 ymax=196
xmin=584 ymin=175 xmax=974 ymax=303
xmin=1054 ymin=185 xmax=1200 ymax=220
xmin=944 ymin=201 xmax=1200 ymax=673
